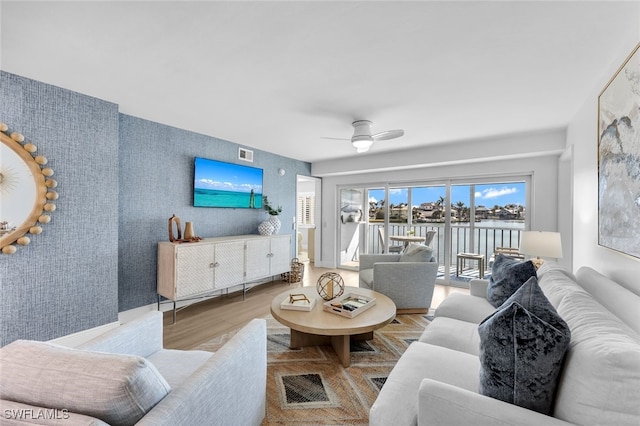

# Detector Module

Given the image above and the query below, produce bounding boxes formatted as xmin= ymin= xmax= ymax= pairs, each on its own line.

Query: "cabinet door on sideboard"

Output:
xmin=213 ymin=240 xmax=245 ymax=290
xmin=245 ymin=237 xmax=271 ymax=281
xmin=175 ymin=244 xmax=215 ymax=299
xmin=270 ymin=235 xmax=292 ymax=275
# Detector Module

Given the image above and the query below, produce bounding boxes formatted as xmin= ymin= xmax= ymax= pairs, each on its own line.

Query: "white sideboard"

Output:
xmin=157 ymin=234 xmax=291 ymax=317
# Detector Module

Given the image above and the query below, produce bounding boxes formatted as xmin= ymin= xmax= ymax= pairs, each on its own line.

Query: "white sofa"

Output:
xmin=370 ymin=263 xmax=640 ymax=426
xmin=0 ymin=312 xmax=267 ymax=426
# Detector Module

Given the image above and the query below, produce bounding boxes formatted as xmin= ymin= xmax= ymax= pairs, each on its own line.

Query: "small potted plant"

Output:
xmin=263 ymin=197 xmax=282 ymax=233
xmin=263 ymin=197 xmax=282 ymax=216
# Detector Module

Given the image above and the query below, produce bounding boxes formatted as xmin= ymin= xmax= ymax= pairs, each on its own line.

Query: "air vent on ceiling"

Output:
xmin=238 ymin=147 xmax=254 ymax=162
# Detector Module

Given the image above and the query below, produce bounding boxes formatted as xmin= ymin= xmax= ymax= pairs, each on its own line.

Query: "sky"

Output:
xmin=367 ymin=182 xmax=526 ymax=207
xmin=193 ymin=157 xmax=263 ymax=193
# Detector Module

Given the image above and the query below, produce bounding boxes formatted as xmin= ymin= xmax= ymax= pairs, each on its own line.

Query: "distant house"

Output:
xmin=475 ymin=205 xmax=489 ymax=219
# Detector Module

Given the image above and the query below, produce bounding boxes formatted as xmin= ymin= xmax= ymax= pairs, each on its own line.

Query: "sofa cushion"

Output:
xmin=478 ymin=277 xmax=571 ymax=415
xmin=552 ymin=287 xmax=640 ymax=426
xmin=147 ymin=348 xmax=214 ymax=388
xmin=399 ymin=243 xmax=432 ymax=263
xmin=369 ymin=341 xmax=480 ymax=426
xmin=434 ymin=292 xmax=496 ymax=324
xmin=0 ymin=340 xmax=171 ymax=426
xmin=419 ymin=317 xmax=481 ymax=356
xmin=486 ymin=254 xmax=537 ymax=307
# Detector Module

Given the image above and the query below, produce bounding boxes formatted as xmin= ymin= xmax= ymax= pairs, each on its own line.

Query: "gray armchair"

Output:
xmin=359 ymin=245 xmax=438 ymax=314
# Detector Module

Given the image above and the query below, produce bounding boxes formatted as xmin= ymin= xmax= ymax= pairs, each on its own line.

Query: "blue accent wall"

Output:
xmin=0 ymin=71 xmax=120 ymax=346
xmin=0 ymin=71 xmax=311 ymax=345
xmin=118 ymin=114 xmax=311 ymax=311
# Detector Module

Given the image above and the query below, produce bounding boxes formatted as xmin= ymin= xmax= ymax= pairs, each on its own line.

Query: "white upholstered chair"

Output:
xmin=359 ymin=243 xmax=438 ymax=314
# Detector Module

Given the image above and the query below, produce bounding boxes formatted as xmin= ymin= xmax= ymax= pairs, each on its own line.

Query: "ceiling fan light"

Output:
xmin=352 ymin=136 xmax=373 ymax=152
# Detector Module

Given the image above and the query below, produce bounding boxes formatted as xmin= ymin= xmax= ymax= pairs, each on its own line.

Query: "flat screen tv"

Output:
xmin=193 ymin=157 xmax=263 ymax=208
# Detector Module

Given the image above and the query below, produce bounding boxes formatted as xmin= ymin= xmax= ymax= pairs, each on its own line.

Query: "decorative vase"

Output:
xmin=268 ymin=215 xmax=281 ymax=234
xmin=258 ymin=220 xmax=274 ymax=236
xmin=184 ymin=222 xmax=195 ymax=240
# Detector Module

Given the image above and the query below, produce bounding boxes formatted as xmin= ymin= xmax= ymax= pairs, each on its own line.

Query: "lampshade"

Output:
xmin=519 ymin=231 xmax=563 ymax=259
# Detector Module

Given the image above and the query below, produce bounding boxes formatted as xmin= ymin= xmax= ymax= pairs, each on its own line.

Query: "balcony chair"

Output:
xmin=488 ymin=246 xmax=525 ymax=268
xmin=359 ymin=243 xmax=438 ymax=314
xmin=423 ymin=229 xmax=436 ymax=246
xmin=378 ymin=227 xmax=403 ymax=253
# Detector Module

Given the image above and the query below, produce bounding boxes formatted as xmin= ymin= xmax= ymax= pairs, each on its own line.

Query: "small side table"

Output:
xmin=456 ymin=253 xmax=485 ymax=278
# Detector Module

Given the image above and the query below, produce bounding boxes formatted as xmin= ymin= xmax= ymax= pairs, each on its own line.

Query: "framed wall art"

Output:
xmin=597 ymin=42 xmax=640 ymax=259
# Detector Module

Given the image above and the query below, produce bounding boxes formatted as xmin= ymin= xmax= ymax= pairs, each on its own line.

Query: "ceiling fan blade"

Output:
xmin=372 ymin=129 xmax=404 ymax=141
xmin=320 ymin=136 xmax=351 ymax=141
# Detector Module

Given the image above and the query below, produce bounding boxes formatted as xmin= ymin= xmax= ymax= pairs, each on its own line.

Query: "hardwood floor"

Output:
xmin=162 ymin=261 xmax=468 ymax=350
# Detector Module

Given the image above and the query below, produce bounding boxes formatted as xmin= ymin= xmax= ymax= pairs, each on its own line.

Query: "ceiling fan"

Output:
xmin=324 ymin=120 xmax=404 ymax=153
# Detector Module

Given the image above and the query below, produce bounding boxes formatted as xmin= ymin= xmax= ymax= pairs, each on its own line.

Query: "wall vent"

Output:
xmin=238 ymin=147 xmax=254 ymax=162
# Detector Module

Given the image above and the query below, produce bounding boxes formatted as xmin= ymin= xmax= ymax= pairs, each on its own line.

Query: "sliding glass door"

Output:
xmin=337 ymin=177 xmax=529 ymax=284
xmin=338 ymin=188 xmax=366 ymax=269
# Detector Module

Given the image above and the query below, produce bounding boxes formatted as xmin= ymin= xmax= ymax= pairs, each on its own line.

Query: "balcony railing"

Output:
xmin=367 ymin=222 xmax=524 ymax=279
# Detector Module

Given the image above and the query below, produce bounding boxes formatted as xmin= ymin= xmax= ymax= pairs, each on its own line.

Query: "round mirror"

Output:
xmin=0 ymin=124 xmax=56 ymax=254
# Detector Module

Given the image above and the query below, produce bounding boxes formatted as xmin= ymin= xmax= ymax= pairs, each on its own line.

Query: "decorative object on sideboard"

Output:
xmin=168 ymin=214 xmax=182 ymax=242
xmin=183 ymin=221 xmax=195 ymax=240
xmin=263 ymin=196 xmax=282 ymax=234
xmin=167 ymin=215 xmax=201 ymax=243
xmin=268 ymin=215 xmax=281 ymax=234
xmin=316 ymin=272 xmax=345 ymax=301
xmin=258 ymin=220 xmax=274 ymax=236
xmin=518 ymin=231 xmax=563 ymax=269
xmin=1 ymin=123 xmax=57 ymax=255
xmin=597 ymin=42 xmax=640 ymax=259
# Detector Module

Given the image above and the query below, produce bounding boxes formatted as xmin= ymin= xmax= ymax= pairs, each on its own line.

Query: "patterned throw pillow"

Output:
xmin=486 ymin=254 xmax=537 ymax=307
xmin=478 ymin=276 xmax=571 ymax=415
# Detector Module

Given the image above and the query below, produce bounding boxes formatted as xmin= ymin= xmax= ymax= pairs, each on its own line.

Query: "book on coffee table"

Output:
xmin=280 ymin=293 xmax=317 ymax=311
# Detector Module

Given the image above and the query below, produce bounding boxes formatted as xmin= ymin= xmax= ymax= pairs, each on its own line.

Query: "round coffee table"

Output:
xmin=270 ymin=286 xmax=396 ymax=367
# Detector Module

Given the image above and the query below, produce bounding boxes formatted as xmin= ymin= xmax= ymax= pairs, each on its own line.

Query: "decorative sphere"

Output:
xmin=316 ymin=272 xmax=345 ymax=301
xmin=17 ymin=237 xmax=31 ymax=246
xmin=24 ymin=143 xmax=37 ymax=153
xmin=30 ymin=226 xmax=43 ymax=235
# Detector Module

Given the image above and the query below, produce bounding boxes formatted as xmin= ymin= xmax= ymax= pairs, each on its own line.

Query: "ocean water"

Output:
xmin=194 ymin=188 xmax=263 ymax=208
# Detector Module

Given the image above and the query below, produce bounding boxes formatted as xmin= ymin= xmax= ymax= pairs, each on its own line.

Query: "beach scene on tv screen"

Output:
xmin=194 ymin=158 xmax=263 ymax=208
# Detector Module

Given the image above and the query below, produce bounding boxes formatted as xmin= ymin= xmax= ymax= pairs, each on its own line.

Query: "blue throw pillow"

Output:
xmin=486 ymin=254 xmax=537 ymax=307
xmin=478 ymin=276 xmax=571 ymax=415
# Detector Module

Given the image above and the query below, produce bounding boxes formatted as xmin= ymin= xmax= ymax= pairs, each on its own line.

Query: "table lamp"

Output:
xmin=518 ymin=231 xmax=563 ymax=269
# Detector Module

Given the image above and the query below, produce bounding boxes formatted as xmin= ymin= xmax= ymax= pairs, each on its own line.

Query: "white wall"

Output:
xmin=313 ymin=130 xmax=564 ymax=268
xmin=568 ymin=34 xmax=640 ymax=295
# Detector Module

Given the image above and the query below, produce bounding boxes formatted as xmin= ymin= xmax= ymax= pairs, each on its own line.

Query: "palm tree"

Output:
xmin=456 ymin=201 xmax=465 ymax=221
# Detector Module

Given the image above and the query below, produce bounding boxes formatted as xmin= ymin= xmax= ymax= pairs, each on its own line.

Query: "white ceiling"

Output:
xmin=1 ymin=1 xmax=638 ymax=163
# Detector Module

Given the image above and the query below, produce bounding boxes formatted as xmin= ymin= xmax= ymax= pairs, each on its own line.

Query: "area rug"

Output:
xmin=195 ymin=313 xmax=431 ymax=425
